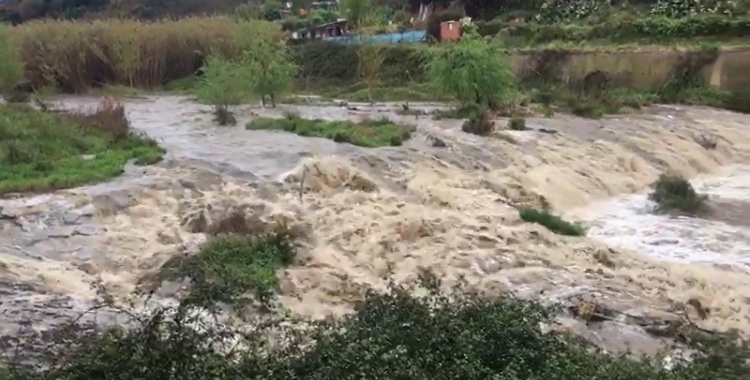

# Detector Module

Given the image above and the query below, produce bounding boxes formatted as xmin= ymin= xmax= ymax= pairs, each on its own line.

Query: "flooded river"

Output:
xmin=2 ymin=95 xmax=750 ymax=355
xmin=572 ymin=165 xmax=750 ymax=271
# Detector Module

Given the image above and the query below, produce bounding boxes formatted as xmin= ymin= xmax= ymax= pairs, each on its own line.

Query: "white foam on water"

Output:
xmin=572 ymin=165 xmax=750 ymax=271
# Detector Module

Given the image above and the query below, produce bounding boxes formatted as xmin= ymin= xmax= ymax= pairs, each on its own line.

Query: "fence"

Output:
xmin=322 ymin=30 xmax=426 ymax=45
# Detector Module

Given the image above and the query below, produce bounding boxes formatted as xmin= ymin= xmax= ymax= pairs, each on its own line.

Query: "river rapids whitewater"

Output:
xmin=1 ymin=95 xmax=750 ymax=356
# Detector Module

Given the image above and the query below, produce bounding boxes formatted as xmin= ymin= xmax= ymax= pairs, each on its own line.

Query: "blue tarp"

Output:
xmin=322 ymin=30 xmax=426 ymax=45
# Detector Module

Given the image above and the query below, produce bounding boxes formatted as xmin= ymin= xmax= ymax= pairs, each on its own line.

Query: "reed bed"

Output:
xmin=12 ymin=17 xmax=243 ymax=91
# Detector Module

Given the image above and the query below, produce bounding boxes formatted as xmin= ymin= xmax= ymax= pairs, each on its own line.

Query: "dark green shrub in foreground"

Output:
xmin=649 ymin=174 xmax=708 ymax=215
xmin=247 ymin=115 xmax=415 ymax=147
xmin=519 ymin=207 xmax=586 ymax=236
xmin=0 ymin=102 xmax=164 ymax=195
xmin=3 ymin=272 xmax=747 ymax=380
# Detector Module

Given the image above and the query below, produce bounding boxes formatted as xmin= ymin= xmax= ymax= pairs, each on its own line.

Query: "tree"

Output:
xmin=234 ymin=21 xmax=297 ymax=107
xmin=262 ymin=0 xmax=283 ymax=21
xmin=423 ymin=25 xmax=516 ymax=108
xmin=234 ymin=2 xmax=263 ymax=20
xmin=0 ymin=24 xmax=24 ymax=97
xmin=356 ymin=11 xmax=386 ymax=104
xmin=194 ymin=54 xmax=253 ymax=125
xmin=343 ymin=0 xmax=371 ymax=27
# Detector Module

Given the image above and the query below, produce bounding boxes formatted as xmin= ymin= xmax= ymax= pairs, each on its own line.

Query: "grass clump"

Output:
xmin=508 ymin=115 xmax=528 ymax=130
xmin=180 ymin=225 xmax=297 ymax=307
xmin=0 ymin=98 xmax=164 ymax=195
xmin=649 ymin=174 xmax=709 ymax=215
xmin=247 ymin=115 xmax=415 ymax=147
xmin=519 ymin=207 xmax=586 ymax=236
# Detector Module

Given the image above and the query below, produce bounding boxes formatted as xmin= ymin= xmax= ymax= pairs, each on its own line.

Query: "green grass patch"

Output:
xmin=649 ymin=174 xmax=709 ymax=215
xmin=0 ymin=103 xmax=164 ymax=195
xmin=247 ymin=114 xmax=416 ymax=147
xmin=519 ymin=207 xmax=586 ymax=236
xmin=178 ymin=227 xmax=297 ymax=307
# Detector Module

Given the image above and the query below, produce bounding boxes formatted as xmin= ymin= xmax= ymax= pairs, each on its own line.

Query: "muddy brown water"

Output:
xmin=2 ymin=95 xmax=750 ymax=358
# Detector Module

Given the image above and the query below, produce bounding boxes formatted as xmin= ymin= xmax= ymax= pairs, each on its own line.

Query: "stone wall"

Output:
xmin=510 ymin=48 xmax=750 ymax=91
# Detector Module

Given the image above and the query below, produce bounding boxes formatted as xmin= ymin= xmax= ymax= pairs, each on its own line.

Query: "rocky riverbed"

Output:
xmin=2 ymin=95 xmax=750 ymax=356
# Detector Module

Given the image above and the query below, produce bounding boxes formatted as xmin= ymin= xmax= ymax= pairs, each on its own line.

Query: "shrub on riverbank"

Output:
xmin=247 ymin=115 xmax=415 ymax=147
xmin=649 ymin=174 xmax=709 ymax=215
xmin=0 ymin=99 xmax=164 ymax=195
xmin=519 ymin=207 xmax=586 ymax=236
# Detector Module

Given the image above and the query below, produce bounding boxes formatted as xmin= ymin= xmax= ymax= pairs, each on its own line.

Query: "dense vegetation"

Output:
xmin=0 ymin=100 xmax=164 ymax=195
xmin=1 ymin=224 xmax=747 ymax=379
xmin=247 ymin=114 xmax=415 ymax=147
xmin=1 ymin=2 xmax=746 ymax=117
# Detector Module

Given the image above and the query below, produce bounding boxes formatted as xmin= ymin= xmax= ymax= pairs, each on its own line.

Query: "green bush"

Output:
xmin=519 ymin=207 xmax=586 ymax=236
xmin=0 ymin=103 xmax=164 ymax=195
xmin=194 ymin=54 xmax=250 ymax=125
xmin=460 ymin=107 xmax=495 ymax=136
xmin=183 ymin=232 xmax=295 ymax=307
xmin=247 ymin=115 xmax=415 ymax=147
xmin=3 ymin=272 xmax=748 ymax=380
xmin=423 ymin=26 xmax=516 ymax=107
xmin=508 ymin=115 xmax=527 ymax=130
xmin=649 ymin=174 xmax=709 ymax=215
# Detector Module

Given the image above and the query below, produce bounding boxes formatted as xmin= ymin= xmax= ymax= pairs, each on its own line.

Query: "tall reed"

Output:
xmin=12 ymin=17 xmax=243 ymax=91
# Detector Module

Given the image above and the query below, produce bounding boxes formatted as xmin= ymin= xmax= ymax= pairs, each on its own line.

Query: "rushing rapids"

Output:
xmin=2 ymin=95 xmax=750 ymax=356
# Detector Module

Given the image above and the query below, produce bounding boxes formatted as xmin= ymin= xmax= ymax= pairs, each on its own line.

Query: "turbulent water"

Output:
xmin=2 ymin=95 xmax=750 ymax=355
xmin=572 ymin=165 xmax=750 ymax=271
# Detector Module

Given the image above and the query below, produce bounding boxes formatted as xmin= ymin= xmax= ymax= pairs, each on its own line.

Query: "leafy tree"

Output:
xmin=356 ymin=11 xmax=387 ymax=104
xmin=194 ymin=54 xmax=252 ymax=125
xmin=0 ymin=24 xmax=24 ymax=96
xmin=18 ymin=0 xmax=46 ymax=20
xmin=234 ymin=2 xmax=263 ymax=20
xmin=343 ymin=0 xmax=372 ymax=27
xmin=234 ymin=21 xmax=297 ymax=107
xmin=423 ymin=25 xmax=516 ymax=108
xmin=262 ymin=0 xmax=283 ymax=21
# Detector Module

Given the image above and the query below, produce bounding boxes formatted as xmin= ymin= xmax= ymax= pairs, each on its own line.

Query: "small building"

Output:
xmin=292 ymin=19 xmax=348 ymax=41
xmin=440 ymin=20 xmax=461 ymax=41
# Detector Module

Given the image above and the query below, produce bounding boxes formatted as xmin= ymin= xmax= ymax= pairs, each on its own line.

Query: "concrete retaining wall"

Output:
xmin=509 ymin=48 xmax=750 ymax=91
